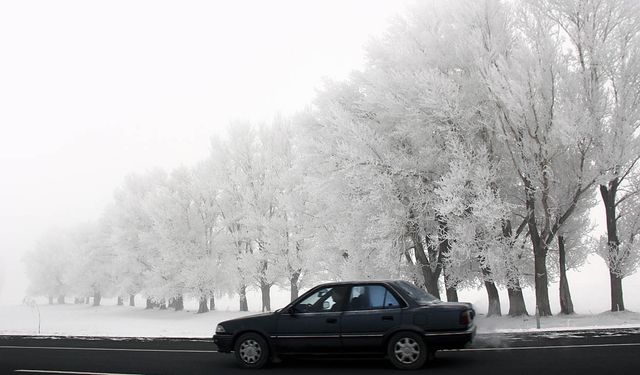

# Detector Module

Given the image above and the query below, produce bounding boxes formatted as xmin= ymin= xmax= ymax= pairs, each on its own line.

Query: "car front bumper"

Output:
xmin=213 ymin=333 xmax=234 ymax=352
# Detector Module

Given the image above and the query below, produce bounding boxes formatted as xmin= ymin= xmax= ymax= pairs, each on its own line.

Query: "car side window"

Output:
xmin=347 ymin=285 xmax=401 ymax=311
xmin=293 ymin=286 xmax=348 ymax=313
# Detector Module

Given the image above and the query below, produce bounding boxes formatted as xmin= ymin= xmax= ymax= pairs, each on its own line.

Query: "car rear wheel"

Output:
xmin=234 ymin=332 xmax=270 ymax=369
xmin=387 ymin=331 xmax=428 ymax=370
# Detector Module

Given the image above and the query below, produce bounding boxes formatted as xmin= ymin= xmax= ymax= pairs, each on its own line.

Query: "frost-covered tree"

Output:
xmin=597 ymin=173 xmax=640 ymax=305
xmin=534 ymin=0 xmax=640 ymax=312
xmin=144 ymin=168 xmax=195 ymax=311
xmin=66 ymin=219 xmax=117 ymax=306
xmin=435 ymin=138 xmax=512 ymax=316
xmin=552 ymin=198 xmax=595 ymax=314
xmin=110 ymin=170 xmax=167 ymax=307
xmin=207 ymin=135 xmax=254 ymax=311
xmin=224 ymin=123 xmax=283 ymax=312
xmin=468 ymin=0 xmax=601 ymax=316
xmin=24 ymin=229 xmax=74 ymax=304
xmin=307 ymin=34 xmax=459 ymax=299
xmin=306 ymin=1 xmax=537 ymax=316
xmin=264 ymin=116 xmax=318 ymax=301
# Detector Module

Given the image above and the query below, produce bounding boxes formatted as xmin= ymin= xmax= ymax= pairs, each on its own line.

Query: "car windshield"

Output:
xmin=292 ymin=286 xmax=348 ymax=313
xmin=395 ymin=281 xmax=439 ymax=305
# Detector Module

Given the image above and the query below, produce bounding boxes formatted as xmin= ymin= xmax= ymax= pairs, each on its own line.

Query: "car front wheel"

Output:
xmin=387 ymin=331 xmax=428 ymax=370
xmin=234 ymin=332 xmax=270 ymax=369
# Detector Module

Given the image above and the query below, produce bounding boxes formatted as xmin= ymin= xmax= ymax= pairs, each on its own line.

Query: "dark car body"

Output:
xmin=213 ymin=280 xmax=475 ymax=368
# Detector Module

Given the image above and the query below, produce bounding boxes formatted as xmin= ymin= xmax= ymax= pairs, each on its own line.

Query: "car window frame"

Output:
xmin=290 ymin=285 xmax=350 ymax=314
xmin=344 ymin=283 xmax=407 ymax=312
xmin=391 ymin=280 xmax=439 ymax=305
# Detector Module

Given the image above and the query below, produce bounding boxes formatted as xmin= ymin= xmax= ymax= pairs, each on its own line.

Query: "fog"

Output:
xmin=0 ymin=0 xmax=409 ymax=304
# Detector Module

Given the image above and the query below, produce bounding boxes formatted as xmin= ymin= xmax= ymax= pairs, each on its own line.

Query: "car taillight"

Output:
xmin=459 ymin=310 xmax=472 ymax=325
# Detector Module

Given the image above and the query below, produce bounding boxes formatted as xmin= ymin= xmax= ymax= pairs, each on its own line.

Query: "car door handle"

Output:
xmin=382 ymin=315 xmax=394 ymax=321
xmin=326 ymin=318 xmax=338 ymax=324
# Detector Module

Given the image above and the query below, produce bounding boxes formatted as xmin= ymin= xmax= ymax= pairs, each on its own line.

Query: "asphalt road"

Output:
xmin=1 ymin=328 xmax=639 ymax=374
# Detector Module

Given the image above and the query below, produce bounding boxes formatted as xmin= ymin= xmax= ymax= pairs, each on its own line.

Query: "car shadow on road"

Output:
xmin=215 ymin=353 xmax=477 ymax=374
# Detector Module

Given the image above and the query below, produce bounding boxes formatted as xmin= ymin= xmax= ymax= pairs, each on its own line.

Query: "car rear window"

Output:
xmin=348 ymin=285 xmax=401 ymax=310
xmin=394 ymin=281 xmax=439 ymax=304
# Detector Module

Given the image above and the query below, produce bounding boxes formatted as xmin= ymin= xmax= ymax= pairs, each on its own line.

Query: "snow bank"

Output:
xmin=2 ymin=303 xmax=640 ymax=338
xmin=0 ymin=304 xmax=253 ymax=338
xmin=475 ymin=310 xmax=640 ymax=333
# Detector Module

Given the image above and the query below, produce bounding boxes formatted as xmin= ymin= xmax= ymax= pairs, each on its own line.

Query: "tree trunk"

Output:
xmin=507 ymin=283 xmax=528 ymax=316
xmin=129 ymin=294 xmax=135 ymax=307
xmin=260 ymin=280 xmax=271 ymax=312
xmin=85 ymin=297 xmax=90 ymax=304
xmin=484 ymin=280 xmax=501 ymax=317
xmin=146 ymin=298 xmax=155 ymax=309
xmin=525 ymin=181 xmax=552 ymax=316
xmin=57 ymin=295 xmax=65 ymax=304
xmin=92 ymin=292 xmax=101 ymax=306
xmin=610 ymin=272 xmax=624 ymax=311
xmin=173 ymin=296 xmax=184 ymax=311
xmin=411 ymin=230 xmax=441 ymax=299
xmin=481 ymin=266 xmax=501 ymax=317
xmin=558 ymin=236 xmax=574 ymax=315
xmin=239 ymin=284 xmax=248 ymax=311
xmin=444 ymin=273 xmax=458 ymax=302
xmin=407 ymin=211 xmax=443 ymax=299
xmin=445 ymin=286 xmax=458 ymax=302
xmin=420 ymin=265 xmax=440 ymax=299
xmin=117 ymin=296 xmax=123 ymax=306
xmin=290 ymin=271 xmax=301 ymax=302
xmin=600 ymin=183 xmax=625 ymax=312
xmin=209 ymin=296 xmax=215 ymax=311
xmin=197 ymin=296 xmax=209 ymax=314
xmin=533 ymin=249 xmax=552 ymax=316
xmin=501 ymin=219 xmax=528 ymax=316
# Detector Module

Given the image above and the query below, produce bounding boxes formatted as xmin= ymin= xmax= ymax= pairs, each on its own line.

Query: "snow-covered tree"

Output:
xmin=534 ymin=0 xmax=640 ymax=312
xmin=597 ymin=173 xmax=640 ymax=303
xmin=66 ymin=219 xmax=117 ymax=306
xmin=110 ymin=169 xmax=167 ymax=307
xmin=24 ymin=229 xmax=74 ymax=304
xmin=467 ymin=0 xmax=602 ymax=316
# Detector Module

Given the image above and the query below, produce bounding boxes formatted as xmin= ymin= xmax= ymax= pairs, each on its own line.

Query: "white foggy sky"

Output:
xmin=2 ymin=1 xmax=638 ymax=311
xmin=0 ymin=0 xmax=410 ymax=304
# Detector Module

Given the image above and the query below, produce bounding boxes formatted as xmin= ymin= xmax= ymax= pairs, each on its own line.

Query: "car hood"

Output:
xmin=221 ymin=311 xmax=274 ymax=324
xmin=217 ymin=311 xmax=279 ymax=334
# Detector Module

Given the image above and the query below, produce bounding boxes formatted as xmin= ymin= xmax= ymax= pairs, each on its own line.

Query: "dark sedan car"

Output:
xmin=213 ymin=280 xmax=475 ymax=370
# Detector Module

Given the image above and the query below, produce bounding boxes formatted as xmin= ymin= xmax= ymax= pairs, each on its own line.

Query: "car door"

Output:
xmin=275 ymin=285 xmax=349 ymax=354
xmin=340 ymin=284 xmax=404 ymax=353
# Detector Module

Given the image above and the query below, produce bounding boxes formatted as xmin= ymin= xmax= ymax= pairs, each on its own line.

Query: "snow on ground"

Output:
xmin=475 ymin=310 xmax=640 ymax=333
xmin=2 ymin=266 xmax=640 ymax=337
xmin=0 ymin=303 xmax=253 ymax=338
xmin=2 ymin=302 xmax=640 ymax=338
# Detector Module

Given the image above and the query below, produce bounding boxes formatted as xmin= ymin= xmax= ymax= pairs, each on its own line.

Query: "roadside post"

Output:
xmin=23 ymin=297 xmax=41 ymax=334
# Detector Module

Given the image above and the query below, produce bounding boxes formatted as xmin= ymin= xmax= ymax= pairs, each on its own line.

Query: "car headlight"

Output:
xmin=215 ymin=324 xmax=226 ymax=334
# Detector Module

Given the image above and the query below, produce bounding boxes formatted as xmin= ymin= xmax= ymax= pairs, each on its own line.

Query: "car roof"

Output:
xmin=315 ymin=280 xmax=402 ymax=287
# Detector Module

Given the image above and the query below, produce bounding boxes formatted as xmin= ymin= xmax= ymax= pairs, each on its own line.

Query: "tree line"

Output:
xmin=26 ymin=0 xmax=640 ymax=316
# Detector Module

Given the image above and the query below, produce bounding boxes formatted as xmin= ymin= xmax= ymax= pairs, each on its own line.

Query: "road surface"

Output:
xmin=1 ymin=328 xmax=639 ymax=374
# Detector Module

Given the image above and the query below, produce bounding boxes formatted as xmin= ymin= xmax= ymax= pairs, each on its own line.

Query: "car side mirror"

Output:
xmin=287 ymin=306 xmax=297 ymax=315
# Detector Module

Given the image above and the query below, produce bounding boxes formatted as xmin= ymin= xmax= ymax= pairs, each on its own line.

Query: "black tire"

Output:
xmin=387 ymin=331 xmax=428 ymax=370
xmin=234 ymin=332 xmax=270 ymax=369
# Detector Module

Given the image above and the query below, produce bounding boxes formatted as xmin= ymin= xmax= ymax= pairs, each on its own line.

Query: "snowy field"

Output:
xmin=3 ymin=257 xmax=640 ymax=337
xmin=2 ymin=300 xmax=640 ymax=337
